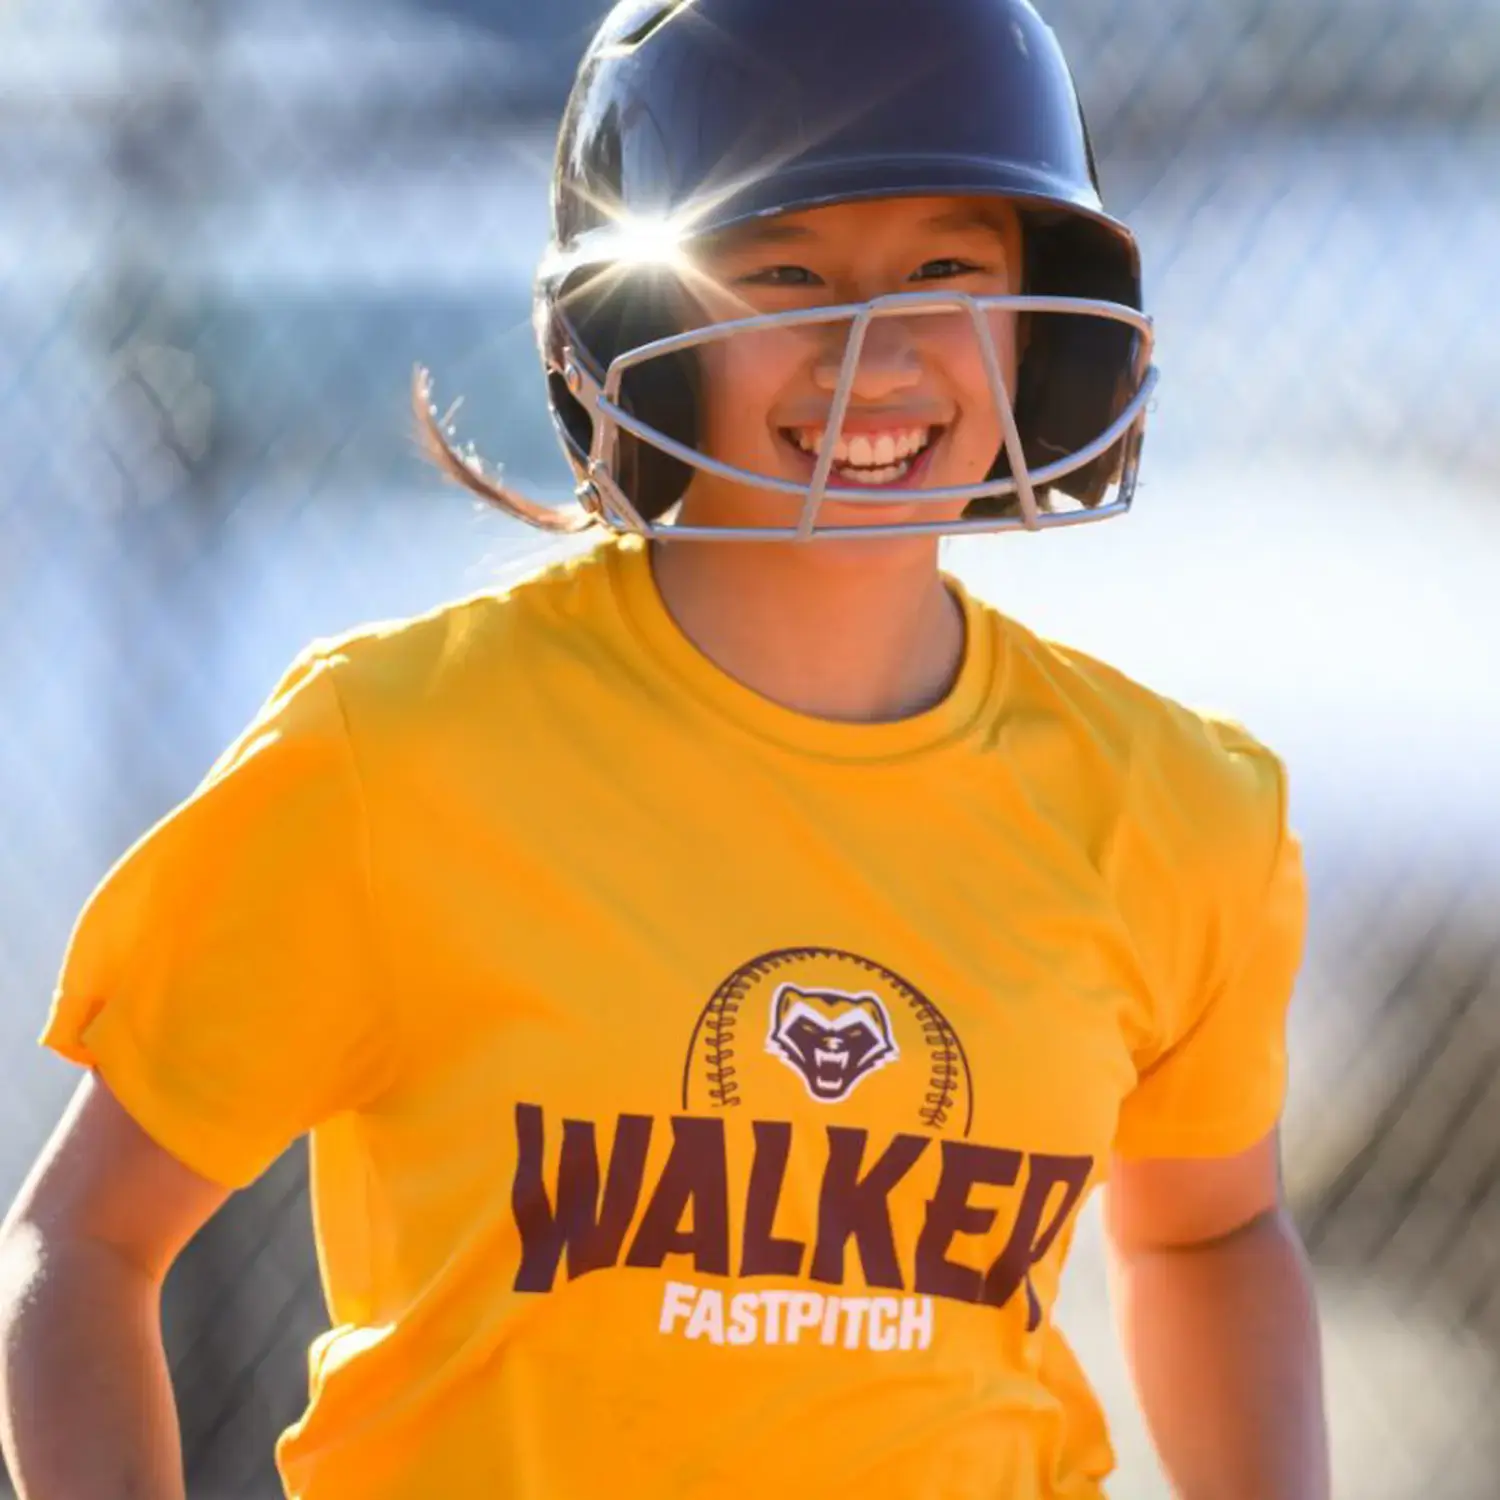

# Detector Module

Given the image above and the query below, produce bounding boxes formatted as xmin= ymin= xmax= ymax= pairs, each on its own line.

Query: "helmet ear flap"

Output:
xmin=969 ymin=217 xmax=1144 ymax=517
xmin=546 ymin=268 xmax=699 ymax=522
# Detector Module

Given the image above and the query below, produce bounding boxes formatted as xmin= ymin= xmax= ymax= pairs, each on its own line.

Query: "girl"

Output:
xmin=0 ymin=1 xmax=1329 ymax=1497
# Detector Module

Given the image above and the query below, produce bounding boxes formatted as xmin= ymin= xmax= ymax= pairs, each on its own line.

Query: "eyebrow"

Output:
xmin=700 ymin=220 xmax=815 ymax=252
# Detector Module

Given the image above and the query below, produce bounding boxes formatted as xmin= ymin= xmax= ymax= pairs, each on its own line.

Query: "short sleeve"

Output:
xmin=1112 ymin=740 xmax=1308 ymax=1162
xmin=40 ymin=647 xmax=396 ymax=1191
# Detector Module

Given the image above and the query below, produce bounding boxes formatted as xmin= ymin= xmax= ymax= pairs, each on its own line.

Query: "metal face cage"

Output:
xmin=560 ymin=288 xmax=1156 ymax=542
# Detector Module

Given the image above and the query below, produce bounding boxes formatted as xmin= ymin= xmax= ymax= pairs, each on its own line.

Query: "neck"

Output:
xmin=647 ymin=536 xmax=966 ymax=724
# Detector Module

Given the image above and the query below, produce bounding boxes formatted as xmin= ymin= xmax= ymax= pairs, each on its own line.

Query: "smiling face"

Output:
xmin=675 ymin=195 xmax=1024 ymax=533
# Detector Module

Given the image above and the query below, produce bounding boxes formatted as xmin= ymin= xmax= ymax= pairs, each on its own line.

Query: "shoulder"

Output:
xmin=992 ymin=610 xmax=1289 ymax=886
xmin=982 ymin=613 xmax=1299 ymax=1053
xmin=277 ymin=538 xmax=623 ymax=732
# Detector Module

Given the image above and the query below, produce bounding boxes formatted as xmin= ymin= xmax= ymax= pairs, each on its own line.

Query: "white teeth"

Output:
xmin=789 ymin=425 xmax=934 ymax=468
xmin=837 ymin=460 xmax=909 ymax=486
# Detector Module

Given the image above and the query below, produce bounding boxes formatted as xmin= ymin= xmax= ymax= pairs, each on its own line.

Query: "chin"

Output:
xmin=813 ymin=498 xmax=929 ymax=533
xmin=813 ymin=484 xmax=972 ymax=536
xmin=674 ymin=465 xmax=971 ymax=541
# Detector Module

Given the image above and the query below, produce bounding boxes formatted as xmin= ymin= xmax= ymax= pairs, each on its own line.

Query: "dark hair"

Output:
xmin=413 ymin=365 xmax=595 ymax=534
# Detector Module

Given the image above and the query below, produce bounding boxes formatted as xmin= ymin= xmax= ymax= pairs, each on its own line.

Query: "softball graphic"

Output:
xmin=682 ymin=947 xmax=974 ymax=1137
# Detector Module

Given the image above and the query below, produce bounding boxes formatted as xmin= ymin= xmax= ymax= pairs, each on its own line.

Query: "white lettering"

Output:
xmin=684 ymin=1287 xmax=726 ymax=1344
xmin=784 ymin=1292 xmax=822 ymax=1345
xmin=840 ymin=1296 xmax=872 ymax=1350
xmin=660 ymin=1281 xmax=697 ymax=1335
xmin=759 ymin=1289 xmax=791 ymax=1344
xmin=660 ymin=1283 xmax=936 ymax=1351
xmin=728 ymin=1292 xmax=759 ymax=1346
xmin=820 ymin=1294 xmax=843 ymax=1346
xmin=898 ymin=1295 xmax=935 ymax=1352
xmin=868 ymin=1295 xmax=900 ymax=1352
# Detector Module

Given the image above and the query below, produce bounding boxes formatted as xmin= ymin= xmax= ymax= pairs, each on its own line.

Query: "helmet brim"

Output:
xmin=541 ymin=152 xmax=1138 ymax=289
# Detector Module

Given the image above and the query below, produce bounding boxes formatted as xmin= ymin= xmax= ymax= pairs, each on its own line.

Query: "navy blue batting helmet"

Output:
xmin=423 ymin=0 xmax=1155 ymax=540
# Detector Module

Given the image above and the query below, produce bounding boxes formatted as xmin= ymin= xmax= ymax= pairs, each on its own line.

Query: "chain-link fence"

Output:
xmin=2 ymin=0 xmax=1498 ymax=1495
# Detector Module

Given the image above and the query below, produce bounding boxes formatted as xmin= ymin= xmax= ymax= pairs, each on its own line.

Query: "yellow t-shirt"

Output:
xmin=42 ymin=535 xmax=1305 ymax=1500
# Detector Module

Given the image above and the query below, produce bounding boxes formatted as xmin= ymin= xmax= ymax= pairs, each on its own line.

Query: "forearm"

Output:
xmin=1108 ymin=1207 xmax=1329 ymax=1500
xmin=0 ymin=1227 xmax=186 ymax=1500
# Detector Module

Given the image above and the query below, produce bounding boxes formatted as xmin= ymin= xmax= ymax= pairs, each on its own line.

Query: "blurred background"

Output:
xmin=1 ymin=0 xmax=1497 ymax=1495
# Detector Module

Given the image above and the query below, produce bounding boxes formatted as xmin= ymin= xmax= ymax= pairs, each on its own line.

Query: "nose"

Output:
xmin=812 ymin=315 xmax=923 ymax=402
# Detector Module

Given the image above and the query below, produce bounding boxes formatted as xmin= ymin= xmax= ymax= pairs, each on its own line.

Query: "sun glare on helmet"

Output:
xmin=610 ymin=215 xmax=689 ymax=269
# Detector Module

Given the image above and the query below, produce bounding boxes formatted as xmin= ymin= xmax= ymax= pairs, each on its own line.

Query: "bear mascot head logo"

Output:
xmin=766 ymin=984 xmax=899 ymax=1102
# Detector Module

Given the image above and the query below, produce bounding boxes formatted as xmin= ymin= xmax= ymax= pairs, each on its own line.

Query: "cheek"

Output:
xmin=696 ymin=335 xmax=808 ymax=461
xmin=943 ymin=349 xmax=1002 ymax=470
xmin=936 ymin=313 xmax=1021 ymax=466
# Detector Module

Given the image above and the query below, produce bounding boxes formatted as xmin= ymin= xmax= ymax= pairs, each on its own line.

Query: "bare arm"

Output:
xmin=0 ymin=1073 xmax=231 ymax=1500
xmin=1106 ymin=1133 xmax=1330 ymax=1500
xmin=0 ymin=1232 xmax=184 ymax=1500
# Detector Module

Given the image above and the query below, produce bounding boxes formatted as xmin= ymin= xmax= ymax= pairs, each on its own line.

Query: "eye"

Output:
xmin=737 ymin=264 xmax=825 ymax=288
xmin=911 ymin=257 xmax=986 ymax=282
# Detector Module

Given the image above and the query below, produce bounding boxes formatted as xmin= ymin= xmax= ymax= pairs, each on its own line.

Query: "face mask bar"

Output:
xmin=562 ymin=290 xmax=1157 ymax=542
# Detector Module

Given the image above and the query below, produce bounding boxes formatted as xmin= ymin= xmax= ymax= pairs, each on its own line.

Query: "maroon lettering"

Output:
xmin=810 ymin=1126 xmax=929 ymax=1290
xmin=512 ymin=1104 xmax=653 ymax=1293
xmin=511 ymin=1105 xmax=1094 ymax=1318
xmin=982 ymin=1153 xmax=1094 ymax=1327
xmin=913 ymin=1141 xmax=1023 ymax=1302
xmin=740 ymin=1121 xmax=807 ymax=1277
xmin=625 ymin=1116 xmax=731 ymax=1275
